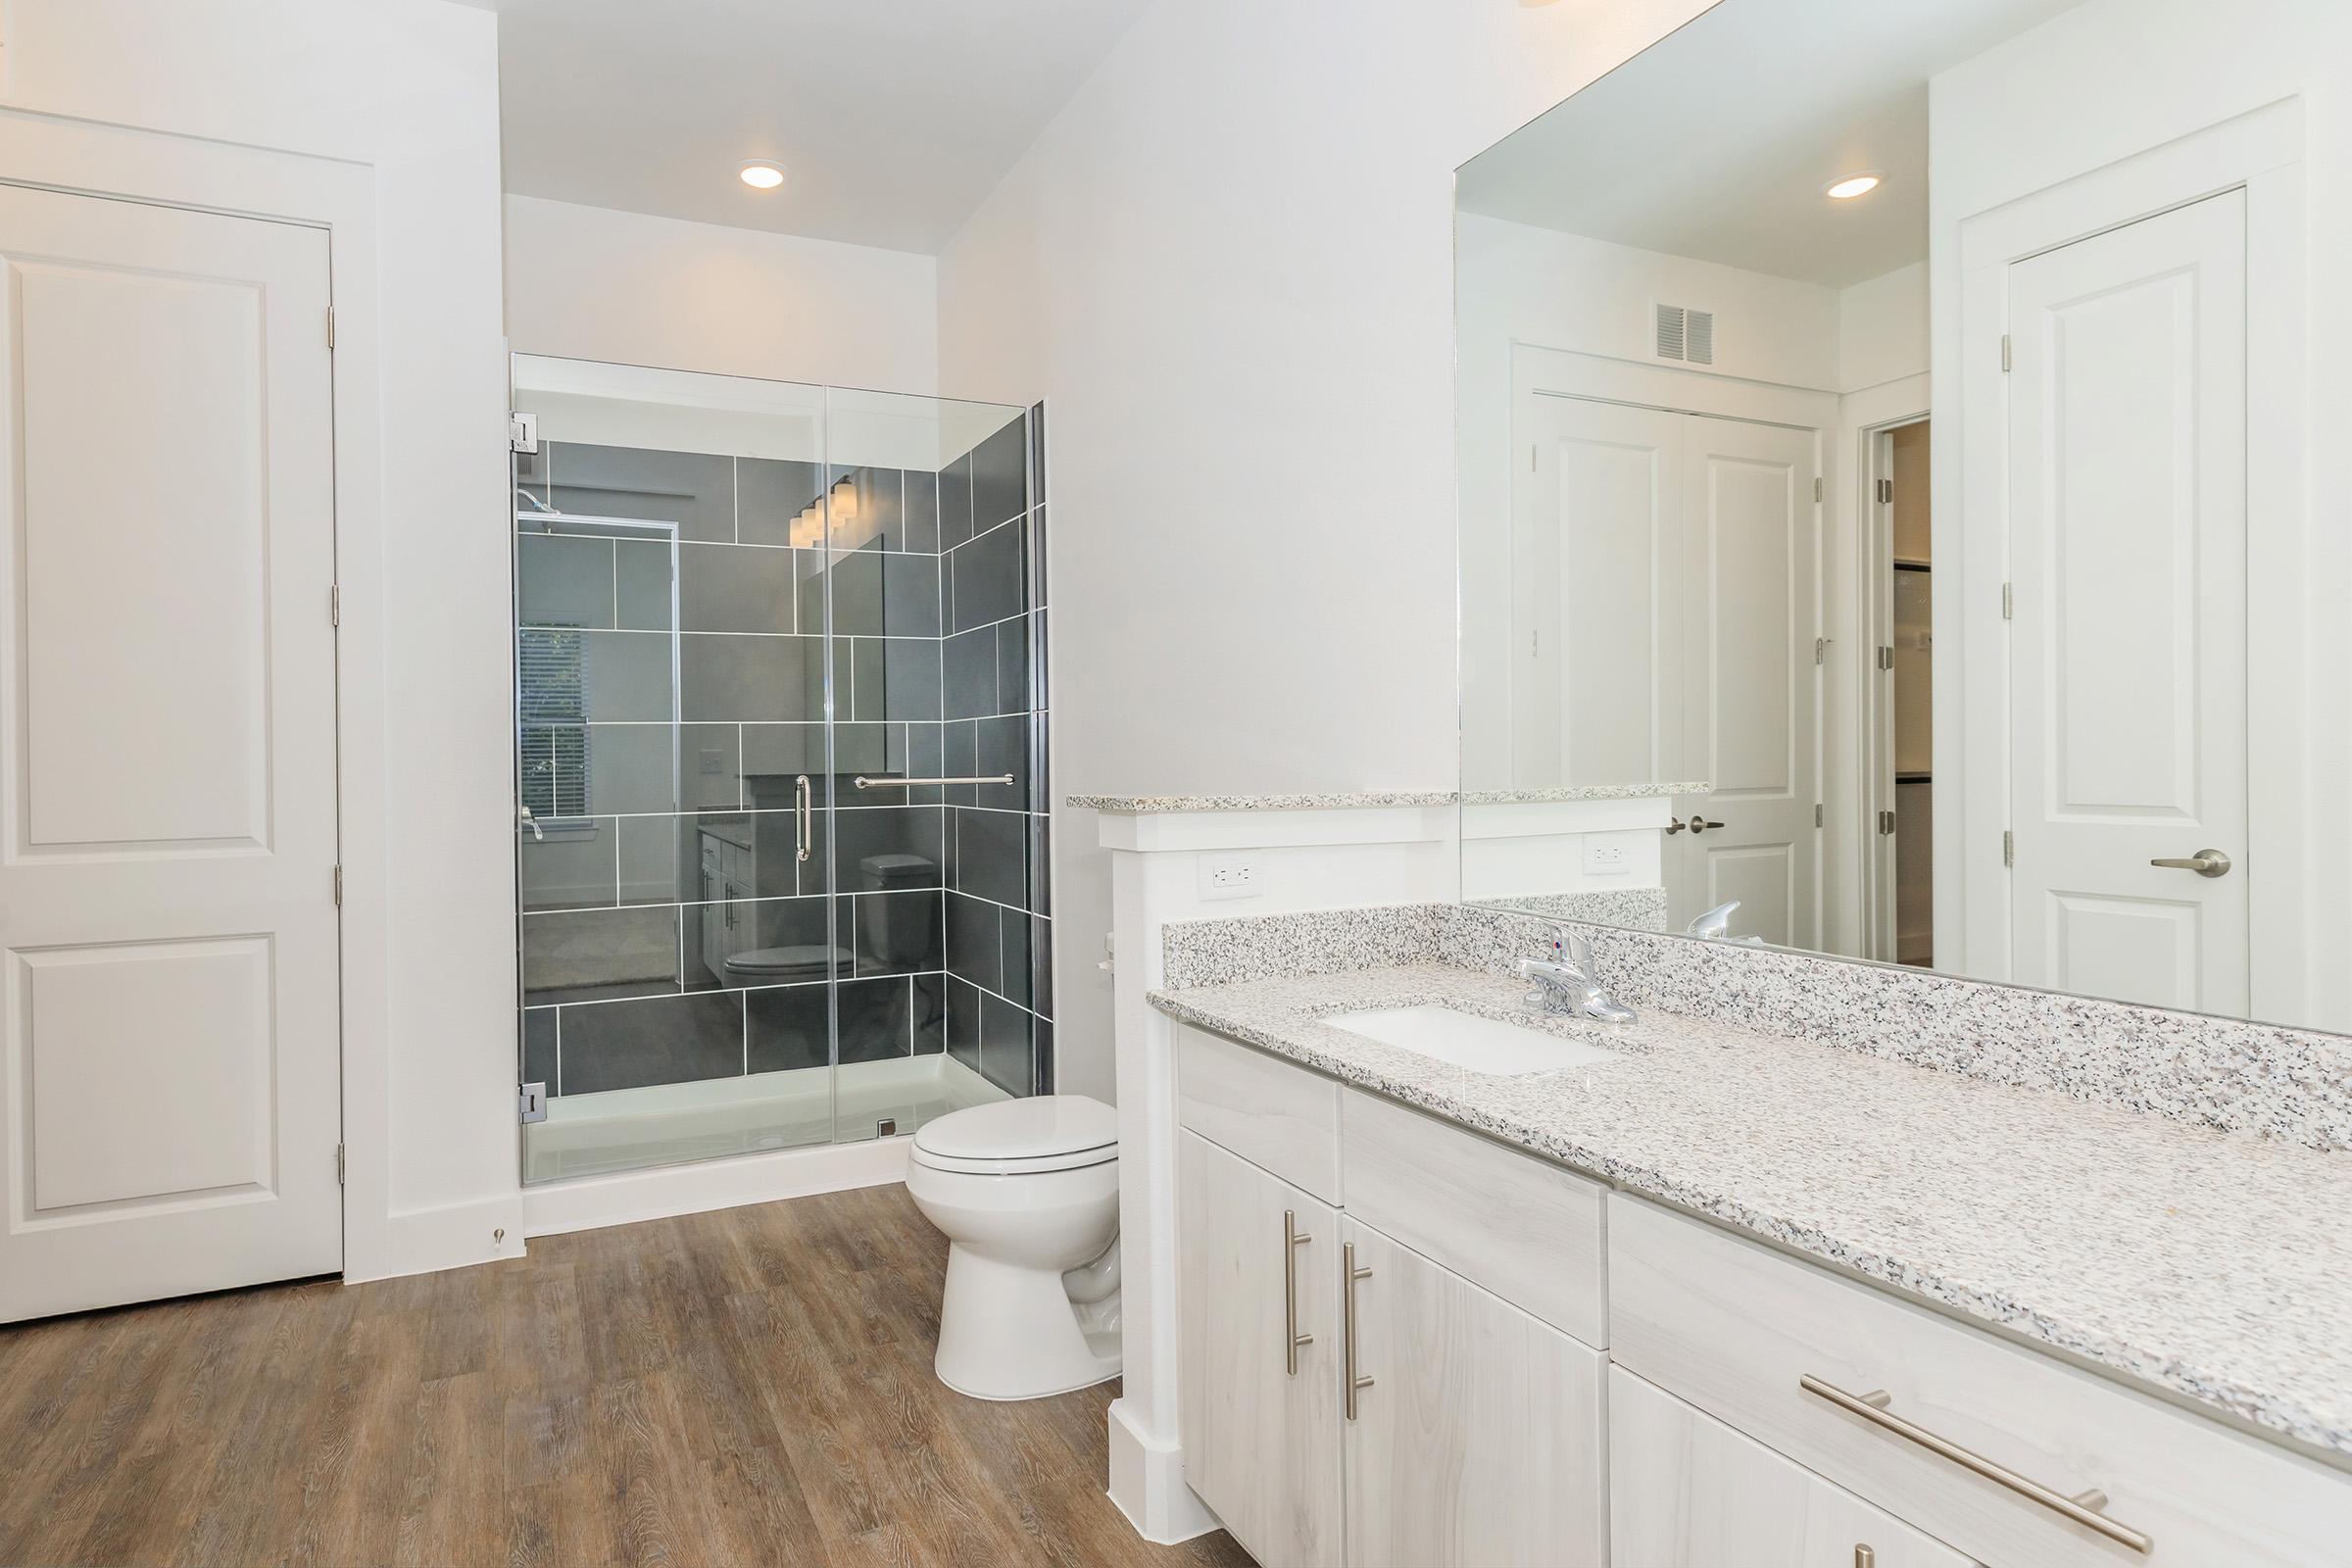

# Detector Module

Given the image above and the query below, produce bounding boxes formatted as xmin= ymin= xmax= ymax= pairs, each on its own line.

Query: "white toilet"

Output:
xmin=906 ymin=1095 xmax=1122 ymax=1401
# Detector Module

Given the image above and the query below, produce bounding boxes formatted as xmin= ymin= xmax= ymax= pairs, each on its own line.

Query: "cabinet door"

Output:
xmin=1177 ymin=1130 xmax=1343 ymax=1568
xmin=1342 ymin=1217 xmax=1606 ymax=1568
xmin=1611 ymin=1366 xmax=1975 ymax=1567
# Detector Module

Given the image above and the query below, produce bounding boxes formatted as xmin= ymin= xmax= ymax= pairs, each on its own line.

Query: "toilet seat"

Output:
xmin=911 ymin=1096 xmax=1117 ymax=1176
xmin=721 ymin=944 xmax=853 ymax=980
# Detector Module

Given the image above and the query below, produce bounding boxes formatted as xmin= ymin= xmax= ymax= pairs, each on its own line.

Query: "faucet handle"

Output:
xmin=1562 ymin=929 xmax=1597 ymax=975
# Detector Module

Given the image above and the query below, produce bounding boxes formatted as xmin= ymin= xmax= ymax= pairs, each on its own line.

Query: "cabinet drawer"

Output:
xmin=1340 ymin=1086 xmax=1605 ymax=1347
xmin=1609 ymin=1196 xmax=2352 ymax=1567
xmin=1175 ymin=1023 xmax=1341 ymax=1201
xmin=1611 ymin=1365 xmax=1973 ymax=1567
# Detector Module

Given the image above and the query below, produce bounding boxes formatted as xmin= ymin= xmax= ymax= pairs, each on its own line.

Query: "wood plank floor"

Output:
xmin=0 ymin=1183 xmax=1257 ymax=1568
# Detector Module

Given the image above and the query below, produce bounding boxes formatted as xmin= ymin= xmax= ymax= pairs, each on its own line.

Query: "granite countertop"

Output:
xmin=1069 ymin=785 xmax=1705 ymax=812
xmin=1150 ymin=962 xmax=2352 ymax=1460
xmin=1068 ymin=791 xmax=1457 ymax=812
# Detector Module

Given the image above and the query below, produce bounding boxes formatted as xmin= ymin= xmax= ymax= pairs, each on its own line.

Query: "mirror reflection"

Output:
xmin=1456 ymin=0 xmax=2344 ymax=1032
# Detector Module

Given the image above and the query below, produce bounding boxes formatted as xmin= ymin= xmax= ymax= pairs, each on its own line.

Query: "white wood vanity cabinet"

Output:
xmin=1174 ymin=1024 xmax=1608 ymax=1568
xmin=1168 ymin=1021 xmax=2352 ymax=1568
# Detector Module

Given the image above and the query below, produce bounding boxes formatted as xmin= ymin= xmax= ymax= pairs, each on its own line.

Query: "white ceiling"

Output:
xmin=1455 ymin=0 xmax=2086 ymax=289
xmin=454 ymin=0 xmax=1151 ymax=254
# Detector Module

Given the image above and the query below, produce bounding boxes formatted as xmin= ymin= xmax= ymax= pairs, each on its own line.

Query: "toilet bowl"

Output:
xmin=906 ymin=1095 xmax=1122 ymax=1401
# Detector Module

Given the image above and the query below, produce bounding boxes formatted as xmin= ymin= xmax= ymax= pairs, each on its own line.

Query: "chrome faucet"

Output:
xmin=1684 ymin=899 xmax=1764 ymax=946
xmin=1519 ymin=932 xmax=1638 ymax=1025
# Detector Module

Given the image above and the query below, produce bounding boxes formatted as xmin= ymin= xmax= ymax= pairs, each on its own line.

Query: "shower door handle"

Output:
xmin=795 ymin=774 xmax=813 ymax=863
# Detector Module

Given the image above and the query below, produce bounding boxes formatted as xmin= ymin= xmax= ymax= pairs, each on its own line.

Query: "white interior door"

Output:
xmin=2006 ymin=190 xmax=2248 ymax=1015
xmin=1673 ymin=416 xmax=1820 ymax=946
xmin=1529 ymin=395 xmax=1684 ymax=789
xmin=0 ymin=185 xmax=343 ymax=1320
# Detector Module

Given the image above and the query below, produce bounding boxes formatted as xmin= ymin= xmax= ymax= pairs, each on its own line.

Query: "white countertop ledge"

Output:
xmin=1149 ymin=961 xmax=2352 ymax=1462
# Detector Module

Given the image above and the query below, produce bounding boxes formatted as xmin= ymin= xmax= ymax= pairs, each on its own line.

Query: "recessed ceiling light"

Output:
xmin=740 ymin=160 xmax=785 ymax=191
xmin=1825 ymin=172 xmax=1883 ymax=201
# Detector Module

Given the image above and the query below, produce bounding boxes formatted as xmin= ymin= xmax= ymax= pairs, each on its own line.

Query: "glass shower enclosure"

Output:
xmin=509 ymin=357 xmax=1052 ymax=1184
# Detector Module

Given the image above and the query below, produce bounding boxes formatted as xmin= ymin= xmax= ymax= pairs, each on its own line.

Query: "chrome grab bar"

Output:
xmin=794 ymin=774 xmax=812 ymax=863
xmin=852 ymin=774 xmax=1013 ymax=790
xmin=1799 ymin=1375 xmax=2151 ymax=1554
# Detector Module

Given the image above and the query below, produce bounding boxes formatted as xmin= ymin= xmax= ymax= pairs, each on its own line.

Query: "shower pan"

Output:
xmin=508 ymin=357 xmax=1052 ymax=1185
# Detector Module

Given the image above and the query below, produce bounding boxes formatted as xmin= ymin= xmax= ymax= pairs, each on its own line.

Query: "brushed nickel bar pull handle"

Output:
xmin=1799 ymin=1375 xmax=2151 ymax=1554
xmin=1853 ymin=1547 xmax=1875 ymax=1568
xmin=1282 ymin=1210 xmax=1312 ymax=1375
xmin=1343 ymin=1243 xmax=1373 ymax=1421
xmin=794 ymin=774 xmax=813 ymax=864
xmin=852 ymin=774 xmax=1014 ymax=790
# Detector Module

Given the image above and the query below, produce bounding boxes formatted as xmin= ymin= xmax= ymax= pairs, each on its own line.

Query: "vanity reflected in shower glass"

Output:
xmin=1455 ymin=0 xmax=2348 ymax=1034
xmin=512 ymin=359 xmax=1054 ymax=1183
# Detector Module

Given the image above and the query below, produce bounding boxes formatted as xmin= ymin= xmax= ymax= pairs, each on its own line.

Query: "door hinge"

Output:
xmin=329 ymin=584 xmax=340 ymax=627
xmin=1879 ymin=808 xmax=1896 ymax=835
xmin=519 ymin=1082 xmax=549 ymax=1124
xmin=1530 ymin=444 xmax=1538 ymax=472
xmin=1815 ymin=803 xmax=1825 ymax=828
xmin=1878 ymin=477 xmax=1893 ymax=505
xmin=1877 ymin=644 xmax=1895 ymax=670
xmin=336 ymin=1144 xmax=346 ymax=1185
xmin=510 ymin=411 xmax=540 ymax=455
xmin=1813 ymin=475 xmax=1824 ymax=503
xmin=325 ymin=307 xmax=336 ymax=349
xmin=2003 ymin=830 xmax=2015 ymax=867
xmin=332 ymin=865 xmax=344 ymax=905
xmin=2001 ymin=581 xmax=2014 ymax=619
xmin=2000 ymin=333 xmax=2013 ymax=371
xmin=1813 ymin=636 xmax=1829 ymax=665
xmin=1530 ymin=629 xmax=1539 ymax=658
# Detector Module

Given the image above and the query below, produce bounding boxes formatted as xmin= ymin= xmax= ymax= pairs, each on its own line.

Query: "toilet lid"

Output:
xmin=911 ymin=1095 xmax=1116 ymax=1172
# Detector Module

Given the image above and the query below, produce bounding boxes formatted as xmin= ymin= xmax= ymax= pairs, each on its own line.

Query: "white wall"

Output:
xmin=504 ymin=195 xmax=939 ymax=392
xmin=934 ymin=0 xmax=1718 ymax=1102
xmin=1927 ymin=0 xmax=2352 ymax=1026
xmin=3 ymin=0 xmax=519 ymax=1276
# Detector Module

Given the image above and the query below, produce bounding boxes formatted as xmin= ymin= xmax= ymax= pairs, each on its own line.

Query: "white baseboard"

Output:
xmin=520 ymin=1132 xmax=911 ymax=1239
xmin=1106 ymin=1396 xmax=1222 ymax=1544
xmin=346 ymin=1192 xmax=527 ymax=1284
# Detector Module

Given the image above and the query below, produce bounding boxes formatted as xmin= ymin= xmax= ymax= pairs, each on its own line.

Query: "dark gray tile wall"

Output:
xmin=514 ymin=410 xmax=1052 ymax=1104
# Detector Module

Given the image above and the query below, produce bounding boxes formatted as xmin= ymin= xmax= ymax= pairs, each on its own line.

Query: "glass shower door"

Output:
xmin=513 ymin=358 xmax=846 ymax=1183
xmin=511 ymin=360 xmax=1045 ymax=1186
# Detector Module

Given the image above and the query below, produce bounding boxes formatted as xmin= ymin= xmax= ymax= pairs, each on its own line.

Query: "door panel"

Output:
xmin=1531 ymin=396 xmax=1684 ymax=788
xmin=1343 ymin=1217 xmax=1606 ymax=1568
xmin=0 ymin=186 xmax=342 ymax=1320
xmin=1675 ymin=417 xmax=1820 ymax=945
xmin=2007 ymin=190 xmax=2247 ymax=1012
xmin=1177 ymin=1130 xmax=1343 ymax=1568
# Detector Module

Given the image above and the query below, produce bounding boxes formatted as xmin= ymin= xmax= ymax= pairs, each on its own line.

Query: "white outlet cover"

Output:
xmin=1198 ymin=852 xmax=1262 ymax=902
xmin=1581 ymin=838 xmax=1632 ymax=875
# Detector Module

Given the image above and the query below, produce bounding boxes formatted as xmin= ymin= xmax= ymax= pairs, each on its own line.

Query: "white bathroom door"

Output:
xmin=1532 ymin=395 xmax=1686 ymax=788
xmin=1672 ymin=416 xmax=1820 ymax=947
xmin=0 ymin=185 xmax=344 ymax=1320
xmin=2005 ymin=191 xmax=2248 ymax=1014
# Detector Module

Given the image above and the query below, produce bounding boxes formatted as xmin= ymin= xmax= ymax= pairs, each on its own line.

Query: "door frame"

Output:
xmin=1950 ymin=99 xmax=2317 ymax=1025
xmin=0 ymin=110 xmax=390 ymax=1275
xmin=1855 ymin=407 xmax=1931 ymax=962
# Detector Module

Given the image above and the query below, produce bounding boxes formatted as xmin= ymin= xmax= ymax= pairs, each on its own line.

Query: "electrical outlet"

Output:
xmin=700 ymin=749 xmax=727 ymax=775
xmin=1198 ymin=852 xmax=1262 ymax=902
xmin=1582 ymin=839 xmax=1631 ymax=876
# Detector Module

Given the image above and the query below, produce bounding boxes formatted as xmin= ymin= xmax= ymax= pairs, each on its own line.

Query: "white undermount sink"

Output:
xmin=1322 ymin=1004 xmax=1619 ymax=1075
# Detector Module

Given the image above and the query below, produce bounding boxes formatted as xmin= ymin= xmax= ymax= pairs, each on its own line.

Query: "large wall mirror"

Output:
xmin=1455 ymin=0 xmax=2352 ymax=1034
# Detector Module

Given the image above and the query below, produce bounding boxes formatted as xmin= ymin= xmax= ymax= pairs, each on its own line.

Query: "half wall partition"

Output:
xmin=509 ymin=358 xmax=1052 ymax=1184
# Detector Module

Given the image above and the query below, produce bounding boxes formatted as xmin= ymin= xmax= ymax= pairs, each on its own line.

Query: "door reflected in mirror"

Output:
xmin=1453 ymin=0 xmax=2347 ymax=1033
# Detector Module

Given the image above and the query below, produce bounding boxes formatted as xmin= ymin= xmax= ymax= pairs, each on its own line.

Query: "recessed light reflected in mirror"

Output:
xmin=1825 ymin=172 xmax=1883 ymax=200
xmin=740 ymin=160 xmax=786 ymax=190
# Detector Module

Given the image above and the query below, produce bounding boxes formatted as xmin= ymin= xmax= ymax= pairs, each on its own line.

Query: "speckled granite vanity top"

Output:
xmin=1150 ymin=962 xmax=2352 ymax=1460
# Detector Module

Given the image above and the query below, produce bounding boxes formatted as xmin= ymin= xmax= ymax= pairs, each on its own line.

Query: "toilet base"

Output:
xmin=934 ymin=1243 xmax=1123 ymax=1401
